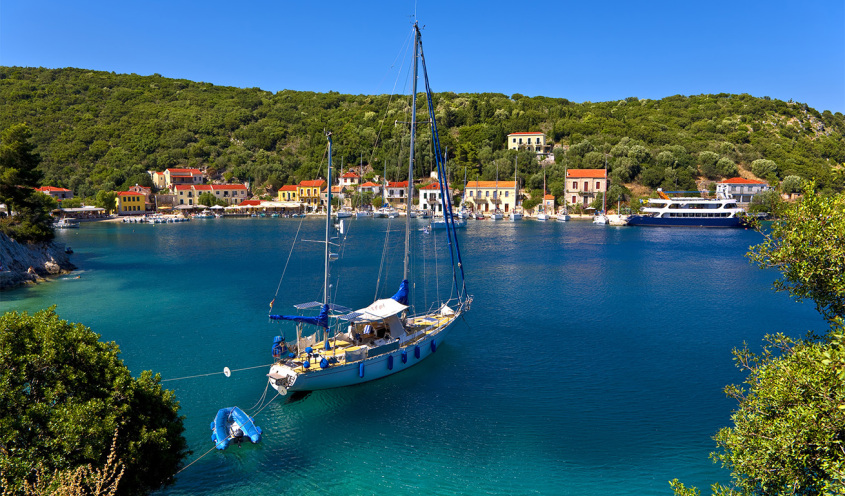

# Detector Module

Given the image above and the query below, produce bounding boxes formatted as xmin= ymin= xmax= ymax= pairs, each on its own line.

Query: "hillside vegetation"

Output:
xmin=1 ymin=66 xmax=844 ymax=202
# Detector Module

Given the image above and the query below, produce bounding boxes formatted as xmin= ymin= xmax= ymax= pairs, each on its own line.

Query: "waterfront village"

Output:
xmin=41 ymin=132 xmax=775 ymax=226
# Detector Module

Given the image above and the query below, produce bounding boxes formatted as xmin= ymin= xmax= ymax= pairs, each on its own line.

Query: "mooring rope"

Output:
xmin=160 ymin=363 xmax=274 ymax=382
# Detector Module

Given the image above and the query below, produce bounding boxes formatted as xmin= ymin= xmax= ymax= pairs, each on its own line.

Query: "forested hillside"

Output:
xmin=1 ymin=66 xmax=844 ymax=202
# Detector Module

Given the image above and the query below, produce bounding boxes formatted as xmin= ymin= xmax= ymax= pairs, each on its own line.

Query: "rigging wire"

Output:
xmin=269 ymin=213 xmax=307 ymax=311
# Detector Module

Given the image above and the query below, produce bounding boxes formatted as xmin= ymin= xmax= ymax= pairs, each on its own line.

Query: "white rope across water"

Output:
xmin=160 ymin=363 xmax=274 ymax=382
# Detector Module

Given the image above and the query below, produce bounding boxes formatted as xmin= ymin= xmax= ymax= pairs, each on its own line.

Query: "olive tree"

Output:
xmin=0 ymin=308 xmax=189 ymax=496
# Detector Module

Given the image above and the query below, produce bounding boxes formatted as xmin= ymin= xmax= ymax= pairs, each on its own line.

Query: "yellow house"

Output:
xmin=115 ymin=191 xmax=145 ymax=215
xmin=278 ymin=185 xmax=299 ymax=202
xmin=298 ymin=180 xmax=326 ymax=209
xmin=507 ymin=132 xmax=552 ymax=157
xmin=464 ymin=180 xmax=518 ymax=213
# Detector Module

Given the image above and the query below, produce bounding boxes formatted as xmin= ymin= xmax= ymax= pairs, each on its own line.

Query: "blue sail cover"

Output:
xmin=269 ymin=304 xmax=329 ymax=328
xmin=391 ymin=280 xmax=409 ymax=305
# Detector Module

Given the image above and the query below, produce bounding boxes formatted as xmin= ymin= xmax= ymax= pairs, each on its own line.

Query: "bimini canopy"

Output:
xmin=343 ymin=298 xmax=408 ymax=323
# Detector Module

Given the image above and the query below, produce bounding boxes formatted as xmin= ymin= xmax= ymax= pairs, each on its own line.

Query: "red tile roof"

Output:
xmin=193 ymin=184 xmax=213 ymax=191
xmin=543 ymin=194 xmax=555 ymax=200
xmin=279 ymin=185 xmax=298 ymax=191
xmin=387 ymin=181 xmax=409 ymax=188
xmin=174 ymin=185 xmax=193 ymax=191
xmin=117 ymin=191 xmax=142 ymax=197
xmin=239 ymin=200 xmax=262 ymax=206
xmin=567 ymin=169 xmax=607 ymax=179
xmin=167 ymin=168 xmax=202 ymax=174
xmin=466 ymin=181 xmax=517 ymax=189
xmin=360 ymin=181 xmax=380 ymax=188
xmin=419 ymin=182 xmax=442 ymax=190
xmin=299 ymin=180 xmax=326 ymax=187
xmin=212 ymin=184 xmax=247 ymax=190
xmin=719 ymin=177 xmax=767 ymax=185
xmin=341 ymin=171 xmax=360 ymax=178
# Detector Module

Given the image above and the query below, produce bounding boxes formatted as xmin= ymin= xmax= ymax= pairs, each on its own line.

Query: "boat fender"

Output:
xmin=210 ymin=421 xmax=215 ymax=430
xmin=414 ymin=345 xmax=420 ymax=359
xmin=320 ymin=357 xmax=329 ymax=369
xmin=401 ymin=349 xmax=408 ymax=363
xmin=305 ymin=346 xmax=313 ymax=354
xmin=431 ymin=340 xmax=437 ymax=353
xmin=359 ymin=362 xmax=365 ymax=378
xmin=387 ymin=355 xmax=394 ymax=370
xmin=303 ymin=360 xmax=310 ymax=369
xmin=288 ymin=352 xmax=296 ymax=359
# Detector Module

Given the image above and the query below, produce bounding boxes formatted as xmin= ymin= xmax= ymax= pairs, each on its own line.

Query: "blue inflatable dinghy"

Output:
xmin=210 ymin=406 xmax=263 ymax=450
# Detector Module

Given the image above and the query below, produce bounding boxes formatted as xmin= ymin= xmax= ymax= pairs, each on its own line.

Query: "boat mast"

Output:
xmin=324 ymin=132 xmax=333 ymax=306
xmin=404 ymin=23 xmax=420 ymax=282
xmin=514 ymin=155 xmax=518 ymax=210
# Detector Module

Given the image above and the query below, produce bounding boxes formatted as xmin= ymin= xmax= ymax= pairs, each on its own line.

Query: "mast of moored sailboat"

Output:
xmin=403 ymin=23 xmax=420 ymax=283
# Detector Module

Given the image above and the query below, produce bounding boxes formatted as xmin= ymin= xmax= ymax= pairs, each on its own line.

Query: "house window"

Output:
xmin=572 ymin=181 xmax=577 ymax=189
xmin=596 ymin=181 xmax=601 ymax=190
xmin=583 ymin=182 xmax=588 ymax=191
xmin=485 ymin=191 xmax=489 ymax=197
xmin=505 ymin=191 xmax=509 ymax=197
xmin=528 ymin=138 xmax=532 ymax=144
xmin=572 ymin=195 xmax=577 ymax=204
xmin=469 ymin=191 xmax=473 ymax=197
xmin=512 ymin=138 xmax=516 ymax=143
xmin=519 ymin=138 xmax=523 ymax=144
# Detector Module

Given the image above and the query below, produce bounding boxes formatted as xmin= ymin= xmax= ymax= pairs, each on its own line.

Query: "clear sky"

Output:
xmin=2 ymin=0 xmax=844 ymax=113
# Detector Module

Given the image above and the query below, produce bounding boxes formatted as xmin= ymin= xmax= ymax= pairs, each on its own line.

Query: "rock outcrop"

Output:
xmin=0 ymin=232 xmax=76 ymax=290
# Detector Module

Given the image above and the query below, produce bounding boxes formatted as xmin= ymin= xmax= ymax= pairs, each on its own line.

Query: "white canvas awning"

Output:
xmin=352 ymin=298 xmax=407 ymax=321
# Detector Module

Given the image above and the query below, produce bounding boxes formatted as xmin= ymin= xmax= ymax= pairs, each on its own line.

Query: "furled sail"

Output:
xmin=269 ymin=304 xmax=329 ymax=328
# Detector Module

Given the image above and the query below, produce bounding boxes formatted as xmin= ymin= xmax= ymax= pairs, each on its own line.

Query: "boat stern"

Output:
xmin=268 ymin=363 xmax=297 ymax=394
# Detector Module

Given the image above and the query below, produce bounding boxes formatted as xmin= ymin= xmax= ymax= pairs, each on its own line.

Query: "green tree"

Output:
xmin=747 ymin=189 xmax=780 ymax=214
xmin=0 ymin=308 xmax=189 ymax=496
xmin=751 ymin=159 xmax=778 ymax=179
xmin=673 ymin=185 xmax=845 ymax=495
xmin=0 ymin=124 xmax=54 ymax=242
xmin=698 ymin=151 xmax=721 ymax=179
xmin=748 ymin=184 xmax=845 ymax=323
xmin=780 ymin=175 xmax=803 ymax=194
xmin=95 ymin=190 xmax=118 ymax=214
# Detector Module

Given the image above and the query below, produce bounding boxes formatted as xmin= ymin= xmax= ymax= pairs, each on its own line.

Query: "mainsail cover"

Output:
xmin=269 ymin=304 xmax=329 ymax=328
xmin=391 ymin=279 xmax=409 ymax=305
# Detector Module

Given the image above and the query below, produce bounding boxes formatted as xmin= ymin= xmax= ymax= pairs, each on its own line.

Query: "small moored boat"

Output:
xmin=210 ymin=406 xmax=262 ymax=450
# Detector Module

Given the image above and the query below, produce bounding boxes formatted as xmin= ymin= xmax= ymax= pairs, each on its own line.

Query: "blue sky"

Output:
xmin=2 ymin=0 xmax=843 ymax=113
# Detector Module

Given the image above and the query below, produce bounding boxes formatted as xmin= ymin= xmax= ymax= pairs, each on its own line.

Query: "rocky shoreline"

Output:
xmin=0 ymin=232 xmax=76 ymax=290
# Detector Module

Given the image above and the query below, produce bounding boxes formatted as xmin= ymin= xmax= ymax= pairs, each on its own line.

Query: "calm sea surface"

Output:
xmin=0 ymin=218 xmax=826 ymax=495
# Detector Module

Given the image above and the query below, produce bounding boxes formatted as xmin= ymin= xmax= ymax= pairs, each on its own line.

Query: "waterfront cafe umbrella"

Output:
xmin=210 ymin=205 xmax=224 ymax=209
xmin=196 ymin=204 xmax=209 ymax=208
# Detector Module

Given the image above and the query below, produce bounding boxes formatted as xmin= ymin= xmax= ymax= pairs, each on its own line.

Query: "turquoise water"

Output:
xmin=0 ymin=219 xmax=827 ymax=495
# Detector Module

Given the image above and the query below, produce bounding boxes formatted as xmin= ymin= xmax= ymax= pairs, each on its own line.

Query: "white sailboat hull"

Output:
xmin=269 ymin=315 xmax=458 ymax=393
xmin=509 ymin=213 xmax=523 ymax=221
xmin=556 ymin=214 xmax=570 ymax=222
xmin=536 ymin=214 xmax=550 ymax=221
xmin=490 ymin=213 xmax=503 ymax=220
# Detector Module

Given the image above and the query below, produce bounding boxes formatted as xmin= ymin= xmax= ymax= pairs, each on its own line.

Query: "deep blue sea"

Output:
xmin=0 ymin=218 xmax=827 ymax=495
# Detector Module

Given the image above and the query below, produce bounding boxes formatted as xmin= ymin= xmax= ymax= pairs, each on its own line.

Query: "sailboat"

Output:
xmin=592 ymin=155 xmax=609 ymax=225
xmin=509 ymin=156 xmax=523 ymax=221
xmin=267 ymin=23 xmax=471 ymax=395
xmin=458 ymin=168 xmax=470 ymax=220
xmin=490 ymin=165 xmax=504 ymax=220
xmin=536 ymin=170 xmax=550 ymax=221
xmin=557 ymin=161 xmax=570 ymax=222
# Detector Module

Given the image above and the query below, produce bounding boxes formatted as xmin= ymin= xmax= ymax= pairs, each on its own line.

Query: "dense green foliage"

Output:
xmin=1 ymin=67 xmax=844 ymax=204
xmin=0 ymin=308 xmax=189 ymax=496
xmin=673 ymin=188 xmax=845 ymax=495
xmin=749 ymin=184 xmax=845 ymax=323
xmin=0 ymin=124 xmax=55 ymax=242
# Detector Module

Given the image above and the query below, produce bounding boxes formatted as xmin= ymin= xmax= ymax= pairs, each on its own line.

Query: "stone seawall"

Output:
xmin=0 ymin=232 xmax=76 ymax=290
